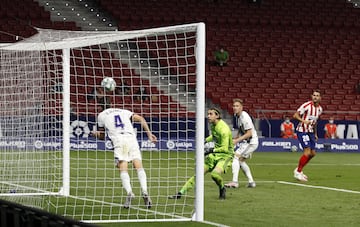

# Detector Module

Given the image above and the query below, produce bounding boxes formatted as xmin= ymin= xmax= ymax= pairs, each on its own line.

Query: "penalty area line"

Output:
xmin=277 ymin=181 xmax=360 ymax=194
xmin=200 ymin=220 xmax=230 ymax=227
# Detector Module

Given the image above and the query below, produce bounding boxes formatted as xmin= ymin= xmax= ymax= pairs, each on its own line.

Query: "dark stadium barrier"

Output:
xmin=0 ymin=199 xmax=97 ymax=227
xmin=260 ymin=119 xmax=360 ymax=139
xmin=257 ymin=138 xmax=359 ymax=152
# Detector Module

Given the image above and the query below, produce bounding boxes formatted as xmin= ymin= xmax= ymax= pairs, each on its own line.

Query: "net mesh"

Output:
xmin=0 ymin=49 xmax=63 ymax=208
xmin=0 ymin=23 xmax=204 ymax=222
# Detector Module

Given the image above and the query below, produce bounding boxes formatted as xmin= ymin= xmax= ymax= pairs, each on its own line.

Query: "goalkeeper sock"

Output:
xmin=239 ymin=161 xmax=254 ymax=183
xmin=179 ymin=176 xmax=195 ymax=195
xmin=137 ymin=168 xmax=148 ymax=195
xmin=232 ymin=157 xmax=240 ymax=183
xmin=211 ymin=171 xmax=224 ymax=188
xmin=120 ymin=171 xmax=132 ymax=194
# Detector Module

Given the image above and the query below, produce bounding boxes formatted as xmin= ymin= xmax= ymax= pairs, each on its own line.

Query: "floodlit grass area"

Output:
xmin=3 ymin=150 xmax=359 ymax=227
xmin=100 ymin=151 xmax=360 ymax=227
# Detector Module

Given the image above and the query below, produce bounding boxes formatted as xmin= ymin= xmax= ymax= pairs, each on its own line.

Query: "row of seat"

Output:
xmin=0 ymin=1 xmax=185 ymax=118
xmin=1 ymin=0 xmax=359 ymax=120
xmin=99 ymin=0 xmax=360 ymax=120
xmin=100 ymin=0 xmax=360 ymax=28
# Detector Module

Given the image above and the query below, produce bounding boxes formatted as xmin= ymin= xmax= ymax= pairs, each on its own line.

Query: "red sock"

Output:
xmin=297 ymin=155 xmax=310 ymax=172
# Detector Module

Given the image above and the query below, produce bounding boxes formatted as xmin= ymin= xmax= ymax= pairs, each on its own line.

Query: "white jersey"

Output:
xmin=235 ymin=111 xmax=258 ymax=145
xmin=295 ymin=101 xmax=323 ymax=133
xmin=97 ymin=108 xmax=136 ymax=145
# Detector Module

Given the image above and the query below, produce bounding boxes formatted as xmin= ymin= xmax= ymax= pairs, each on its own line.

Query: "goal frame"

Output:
xmin=0 ymin=22 xmax=206 ymax=223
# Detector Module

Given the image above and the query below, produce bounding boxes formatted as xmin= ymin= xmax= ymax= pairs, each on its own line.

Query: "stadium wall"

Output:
xmin=260 ymin=119 xmax=360 ymax=139
xmin=0 ymin=116 xmax=358 ymax=153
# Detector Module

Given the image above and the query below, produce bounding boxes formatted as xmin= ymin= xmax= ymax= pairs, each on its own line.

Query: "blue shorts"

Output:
xmin=296 ymin=132 xmax=316 ymax=150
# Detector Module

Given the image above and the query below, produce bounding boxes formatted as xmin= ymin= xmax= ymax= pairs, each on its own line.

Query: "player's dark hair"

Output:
xmin=313 ymin=89 xmax=321 ymax=95
xmin=209 ymin=107 xmax=222 ymax=119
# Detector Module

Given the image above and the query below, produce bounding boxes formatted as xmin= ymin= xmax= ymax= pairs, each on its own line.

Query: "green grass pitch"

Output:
xmin=2 ymin=150 xmax=359 ymax=226
xmin=98 ymin=151 xmax=360 ymax=227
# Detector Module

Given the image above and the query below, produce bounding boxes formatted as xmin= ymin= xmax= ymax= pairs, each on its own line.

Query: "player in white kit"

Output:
xmin=225 ymin=99 xmax=258 ymax=188
xmin=92 ymin=108 xmax=157 ymax=209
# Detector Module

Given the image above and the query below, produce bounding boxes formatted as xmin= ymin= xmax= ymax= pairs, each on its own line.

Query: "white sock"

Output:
xmin=120 ymin=171 xmax=132 ymax=194
xmin=137 ymin=168 xmax=148 ymax=195
xmin=239 ymin=161 xmax=254 ymax=183
xmin=232 ymin=157 xmax=240 ymax=183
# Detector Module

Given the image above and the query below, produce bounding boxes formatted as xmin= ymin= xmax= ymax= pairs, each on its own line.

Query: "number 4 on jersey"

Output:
xmin=114 ymin=115 xmax=124 ymax=129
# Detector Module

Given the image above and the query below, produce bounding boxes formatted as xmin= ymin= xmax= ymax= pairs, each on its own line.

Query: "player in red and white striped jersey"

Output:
xmin=292 ymin=90 xmax=323 ymax=181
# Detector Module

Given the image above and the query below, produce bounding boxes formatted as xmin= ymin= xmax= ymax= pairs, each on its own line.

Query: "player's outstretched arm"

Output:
xmin=132 ymin=114 xmax=157 ymax=143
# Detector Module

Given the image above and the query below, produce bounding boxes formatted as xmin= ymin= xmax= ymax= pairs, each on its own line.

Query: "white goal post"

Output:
xmin=0 ymin=23 xmax=205 ymax=223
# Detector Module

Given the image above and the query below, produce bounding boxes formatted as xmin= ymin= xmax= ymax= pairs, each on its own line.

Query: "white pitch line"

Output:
xmin=200 ymin=220 xmax=230 ymax=227
xmin=277 ymin=181 xmax=360 ymax=194
xmin=252 ymin=163 xmax=360 ymax=166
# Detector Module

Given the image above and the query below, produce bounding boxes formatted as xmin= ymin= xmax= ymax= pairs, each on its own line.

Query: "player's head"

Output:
xmin=284 ymin=116 xmax=290 ymax=123
xmin=311 ymin=89 xmax=321 ymax=104
xmin=232 ymin=98 xmax=244 ymax=115
xmin=207 ymin=107 xmax=221 ymax=123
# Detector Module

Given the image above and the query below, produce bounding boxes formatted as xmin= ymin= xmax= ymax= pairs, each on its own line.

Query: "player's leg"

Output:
xmin=294 ymin=132 xmax=313 ymax=181
xmin=225 ymin=143 xmax=246 ymax=188
xmin=118 ymin=160 xmax=131 ymax=192
xmin=211 ymin=156 xmax=232 ymax=199
xmin=225 ymin=142 xmax=257 ymax=188
xmin=132 ymin=159 xmax=152 ymax=208
xmin=225 ymin=155 xmax=240 ymax=188
xmin=131 ymin=139 xmax=152 ymax=208
xmin=239 ymin=158 xmax=255 ymax=188
xmin=168 ymin=175 xmax=195 ymax=199
xmin=298 ymin=134 xmax=316 ymax=178
xmin=169 ymin=158 xmax=211 ymax=199
xmin=118 ymin=160 xmax=135 ymax=208
xmin=115 ymin=145 xmax=135 ymax=208
xmin=115 ymin=146 xmax=133 ymax=194
xmin=238 ymin=143 xmax=257 ymax=188
xmin=133 ymin=160 xmax=147 ymax=192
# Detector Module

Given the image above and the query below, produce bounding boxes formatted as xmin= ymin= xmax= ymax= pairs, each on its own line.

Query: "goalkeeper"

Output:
xmin=169 ymin=107 xmax=234 ymax=200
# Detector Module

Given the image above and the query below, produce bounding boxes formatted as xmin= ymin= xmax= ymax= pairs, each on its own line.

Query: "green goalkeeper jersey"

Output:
xmin=205 ymin=119 xmax=234 ymax=155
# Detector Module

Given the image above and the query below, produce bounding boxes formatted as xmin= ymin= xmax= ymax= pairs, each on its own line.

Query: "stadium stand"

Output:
xmin=1 ymin=0 xmax=359 ymax=120
xmin=98 ymin=0 xmax=360 ymax=120
xmin=1 ymin=0 xmax=185 ymax=117
xmin=0 ymin=0 xmax=79 ymax=42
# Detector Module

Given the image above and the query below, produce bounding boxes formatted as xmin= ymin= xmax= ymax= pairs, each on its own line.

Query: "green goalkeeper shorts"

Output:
xmin=205 ymin=153 xmax=233 ymax=174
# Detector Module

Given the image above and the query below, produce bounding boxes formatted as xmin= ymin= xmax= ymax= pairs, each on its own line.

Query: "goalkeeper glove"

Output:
xmin=204 ymin=147 xmax=214 ymax=156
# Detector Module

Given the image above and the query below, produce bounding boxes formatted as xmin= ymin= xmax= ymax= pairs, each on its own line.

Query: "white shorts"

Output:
xmin=235 ymin=142 xmax=258 ymax=159
xmin=112 ymin=134 xmax=142 ymax=163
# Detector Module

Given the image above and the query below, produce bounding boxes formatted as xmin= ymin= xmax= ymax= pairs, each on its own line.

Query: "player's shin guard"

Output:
xmin=211 ymin=171 xmax=224 ymax=188
xmin=179 ymin=175 xmax=195 ymax=195
xmin=297 ymin=154 xmax=311 ymax=172
xmin=120 ymin=171 xmax=132 ymax=194
xmin=137 ymin=168 xmax=148 ymax=195
xmin=239 ymin=161 xmax=254 ymax=183
xmin=232 ymin=156 xmax=240 ymax=183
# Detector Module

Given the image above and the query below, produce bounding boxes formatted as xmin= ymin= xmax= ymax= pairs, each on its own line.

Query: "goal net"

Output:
xmin=0 ymin=23 xmax=206 ymax=223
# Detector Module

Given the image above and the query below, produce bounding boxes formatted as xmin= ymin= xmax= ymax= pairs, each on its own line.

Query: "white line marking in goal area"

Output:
xmin=200 ymin=220 xmax=230 ymax=227
xmin=277 ymin=181 xmax=360 ymax=194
